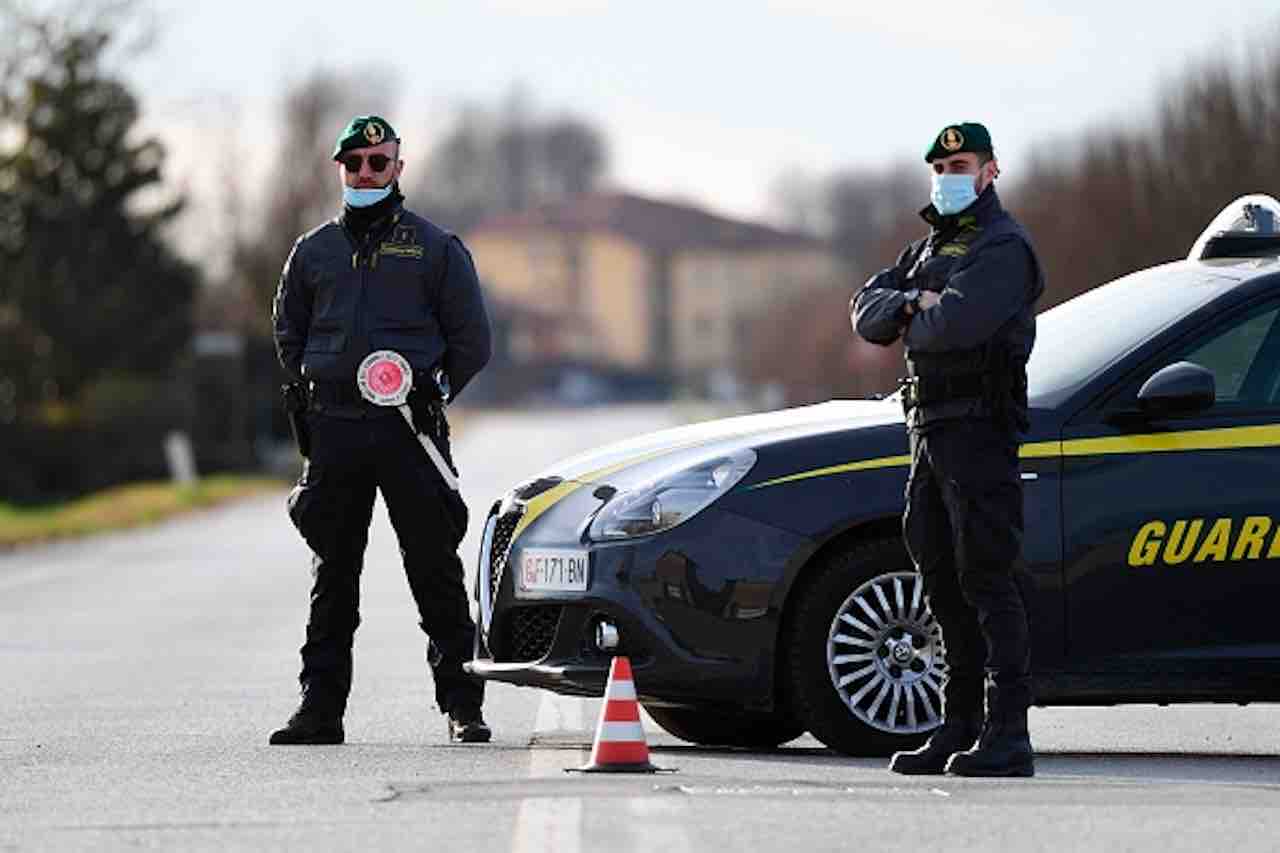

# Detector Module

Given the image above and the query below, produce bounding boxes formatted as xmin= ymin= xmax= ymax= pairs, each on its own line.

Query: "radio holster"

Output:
xmin=281 ymin=381 xmax=311 ymax=458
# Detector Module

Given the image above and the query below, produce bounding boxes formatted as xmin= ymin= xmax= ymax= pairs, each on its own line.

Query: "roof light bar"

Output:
xmin=1189 ymin=194 xmax=1280 ymax=261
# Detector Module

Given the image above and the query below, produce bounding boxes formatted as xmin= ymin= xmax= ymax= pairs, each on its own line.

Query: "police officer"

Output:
xmin=851 ymin=123 xmax=1043 ymax=777
xmin=270 ymin=115 xmax=493 ymax=745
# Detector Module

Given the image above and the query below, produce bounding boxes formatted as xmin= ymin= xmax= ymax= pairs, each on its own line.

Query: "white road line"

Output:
xmin=623 ymin=712 xmax=693 ymax=851
xmin=533 ymin=688 xmax=584 ymax=733
xmin=626 ymin=798 xmax=693 ymax=852
xmin=513 ymin=692 xmax=586 ymax=853
xmin=514 ymin=691 xmax=693 ymax=852
xmin=512 ymin=796 xmax=582 ymax=853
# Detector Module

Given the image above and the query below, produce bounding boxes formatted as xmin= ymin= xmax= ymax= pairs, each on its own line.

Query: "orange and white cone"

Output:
xmin=569 ymin=656 xmax=670 ymax=774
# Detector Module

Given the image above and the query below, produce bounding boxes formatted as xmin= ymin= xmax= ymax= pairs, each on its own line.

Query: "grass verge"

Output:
xmin=0 ymin=475 xmax=289 ymax=549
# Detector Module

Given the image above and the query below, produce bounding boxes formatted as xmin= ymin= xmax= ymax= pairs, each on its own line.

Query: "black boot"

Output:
xmin=447 ymin=703 xmax=492 ymax=743
xmin=889 ymin=712 xmax=982 ymax=775
xmin=269 ymin=687 xmax=345 ymax=745
xmin=945 ymin=687 xmax=1034 ymax=777
xmin=889 ymin=671 xmax=983 ymax=775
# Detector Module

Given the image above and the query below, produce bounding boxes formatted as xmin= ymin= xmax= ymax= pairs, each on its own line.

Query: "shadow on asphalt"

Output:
xmin=642 ymin=745 xmax=1280 ymax=785
xmin=358 ymin=741 xmax=1280 ymax=785
xmin=274 ymin=740 xmax=1280 ymax=800
xmin=1036 ymin=752 xmax=1280 ymax=784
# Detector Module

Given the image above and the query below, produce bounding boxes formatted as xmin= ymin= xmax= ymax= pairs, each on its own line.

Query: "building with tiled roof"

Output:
xmin=466 ymin=191 xmax=841 ymax=383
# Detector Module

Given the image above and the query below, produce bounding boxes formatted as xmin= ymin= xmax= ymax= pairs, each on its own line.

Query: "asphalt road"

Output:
xmin=3 ymin=405 xmax=1279 ymax=851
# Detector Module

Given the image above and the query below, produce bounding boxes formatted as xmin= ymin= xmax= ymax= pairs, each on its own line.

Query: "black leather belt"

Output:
xmin=309 ymin=381 xmax=366 ymax=406
xmin=901 ymin=374 xmax=986 ymax=408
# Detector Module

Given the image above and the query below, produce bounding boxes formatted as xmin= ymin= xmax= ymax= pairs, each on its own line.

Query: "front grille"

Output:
xmin=505 ymin=605 xmax=564 ymax=663
xmin=489 ymin=508 xmax=523 ymax=604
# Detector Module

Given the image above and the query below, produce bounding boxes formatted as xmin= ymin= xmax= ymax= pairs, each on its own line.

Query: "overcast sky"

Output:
xmin=112 ymin=0 xmax=1279 ymax=253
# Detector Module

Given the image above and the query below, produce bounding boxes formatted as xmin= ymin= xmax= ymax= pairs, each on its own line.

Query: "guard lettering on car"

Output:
xmin=1127 ymin=516 xmax=1279 ymax=567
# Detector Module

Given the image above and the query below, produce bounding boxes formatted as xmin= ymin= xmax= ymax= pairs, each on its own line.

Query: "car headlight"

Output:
xmin=588 ymin=448 xmax=756 ymax=541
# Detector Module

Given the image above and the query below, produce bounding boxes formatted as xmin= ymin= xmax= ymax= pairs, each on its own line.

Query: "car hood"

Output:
xmin=519 ymin=399 xmax=903 ymax=489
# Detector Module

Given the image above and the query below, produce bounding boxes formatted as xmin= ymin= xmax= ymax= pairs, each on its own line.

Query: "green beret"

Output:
xmin=332 ymin=115 xmax=400 ymax=160
xmin=924 ymin=122 xmax=993 ymax=162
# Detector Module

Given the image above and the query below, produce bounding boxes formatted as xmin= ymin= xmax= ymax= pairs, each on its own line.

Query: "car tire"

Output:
xmin=783 ymin=537 xmax=946 ymax=757
xmin=643 ymin=705 xmax=806 ymax=749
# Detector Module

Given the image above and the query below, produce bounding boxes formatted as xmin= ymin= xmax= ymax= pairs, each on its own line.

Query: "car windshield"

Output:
xmin=1027 ymin=262 xmax=1241 ymax=406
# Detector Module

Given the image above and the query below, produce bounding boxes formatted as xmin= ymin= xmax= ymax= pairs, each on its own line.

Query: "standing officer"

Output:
xmin=851 ymin=123 xmax=1043 ymax=777
xmin=270 ymin=115 xmax=493 ymax=745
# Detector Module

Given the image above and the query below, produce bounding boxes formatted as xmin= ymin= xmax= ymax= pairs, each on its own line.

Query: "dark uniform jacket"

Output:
xmin=273 ymin=202 xmax=492 ymax=401
xmin=851 ymin=187 xmax=1044 ymax=431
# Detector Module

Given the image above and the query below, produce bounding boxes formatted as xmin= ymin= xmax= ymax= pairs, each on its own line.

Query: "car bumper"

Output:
xmin=464 ymin=498 xmax=809 ymax=710
xmin=464 ymin=658 xmax=609 ymax=696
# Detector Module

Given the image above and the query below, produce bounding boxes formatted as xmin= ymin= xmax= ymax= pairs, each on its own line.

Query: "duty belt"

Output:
xmin=309 ymin=381 xmax=366 ymax=406
xmin=900 ymin=373 xmax=986 ymax=410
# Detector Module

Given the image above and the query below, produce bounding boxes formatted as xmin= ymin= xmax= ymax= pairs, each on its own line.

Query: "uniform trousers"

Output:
xmin=903 ymin=418 xmax=1033 ymax=714
xmin=285 ymin=407 xmax=483 ymax=716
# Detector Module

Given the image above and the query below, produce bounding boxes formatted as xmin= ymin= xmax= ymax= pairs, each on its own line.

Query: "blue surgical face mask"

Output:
xmin=930 ymin=173 xmax=979 ymax=216
xmin=343 ymin=184 xmax=393 ymax=208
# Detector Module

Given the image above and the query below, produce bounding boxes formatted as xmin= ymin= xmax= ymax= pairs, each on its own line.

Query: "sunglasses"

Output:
xmin=340 ymin=153 xmax=394 ymax=174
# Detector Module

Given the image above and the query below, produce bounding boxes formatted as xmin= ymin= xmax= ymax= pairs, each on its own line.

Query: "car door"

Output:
xmin=1060 ymin=294 xmax=1280 ymax=687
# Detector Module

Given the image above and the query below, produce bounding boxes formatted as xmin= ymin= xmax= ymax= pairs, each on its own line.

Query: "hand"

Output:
xmin=918 ymin=291 xmax=942 ymax=310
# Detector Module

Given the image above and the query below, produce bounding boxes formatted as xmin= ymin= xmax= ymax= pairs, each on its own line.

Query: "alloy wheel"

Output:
xmin=825 ymin=570 xmax=945 ymax=735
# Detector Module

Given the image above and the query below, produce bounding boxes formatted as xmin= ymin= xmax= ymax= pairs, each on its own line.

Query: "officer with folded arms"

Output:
xmin=852 ymin=123 xmax=1044 ymax=777
xmin=271 ymin=115 xmax=493 ymax=745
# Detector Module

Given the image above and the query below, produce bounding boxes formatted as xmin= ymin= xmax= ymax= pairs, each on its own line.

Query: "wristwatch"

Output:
xmin=901 ymin=288 xmax=922 ymax=318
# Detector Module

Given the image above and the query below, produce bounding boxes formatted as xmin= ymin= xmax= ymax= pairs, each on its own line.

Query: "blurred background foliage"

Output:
xmin=0 ymin=1 xmax=197 ymax=502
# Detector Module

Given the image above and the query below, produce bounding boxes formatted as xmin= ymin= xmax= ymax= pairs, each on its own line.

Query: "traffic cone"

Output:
xmin=568 ymin=656 xmax=670 ymax=774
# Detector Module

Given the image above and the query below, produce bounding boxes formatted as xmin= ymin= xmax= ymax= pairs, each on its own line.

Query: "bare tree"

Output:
xmin=824 ymin=162 xmax=922 ymax=268
xmin=749 ymin=26 xmax=1280 ymax=404
xmin=224 ymin=68 xmax=395 ymax=334
xmin=767 ymin=167 xmax=826 ymax=237
xmin=540 ymin=115 xmax=608 ymax=198
xmin=495 ymin=87 xmax=533 ymax=213
xmin=410 ymin=90 xmax=610 ymax=233
xmin=1011 ymin=34 xmax=1280 ymax=310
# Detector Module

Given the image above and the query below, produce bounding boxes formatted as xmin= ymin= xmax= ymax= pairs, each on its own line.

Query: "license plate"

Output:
xmin=519 ymin=548 xmax=589 ymax=592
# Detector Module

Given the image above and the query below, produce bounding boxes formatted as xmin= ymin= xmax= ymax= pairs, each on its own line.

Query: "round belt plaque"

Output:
xmin=356 ymin=350 xmax=413 ymax=407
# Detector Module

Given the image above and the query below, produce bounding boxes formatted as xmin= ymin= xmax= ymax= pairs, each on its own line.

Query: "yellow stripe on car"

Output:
xmin=509 ymin=420 xmax=824 ymax=542
xmin=748 ymin=455 xmax=912 ymax=490
xmin=511 ymin=423 xmax=1280 ymax=538
xmin=512 ymin=440 xmax=733 ymax=541
xmin=511 ymin=460 xmax=634 ymax=542
xmin=749 ymin=441 xmax=1061 ymax=491
xmin=1058 ymin=423 xmax=1280 ymax=456
xmin=746 ymin=423 xmax=1280 ymax=492
xmin=1018 ymin=440 xmax=1062 ymax=458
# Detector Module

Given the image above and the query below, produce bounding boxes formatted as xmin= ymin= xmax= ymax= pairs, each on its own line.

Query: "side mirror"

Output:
xmin=1136 ymin=361 xmax=1215 ymax=417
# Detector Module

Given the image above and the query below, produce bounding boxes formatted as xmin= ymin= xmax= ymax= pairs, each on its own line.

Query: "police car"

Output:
xmin=467 ymin=195 xmax=1280 ymax=756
